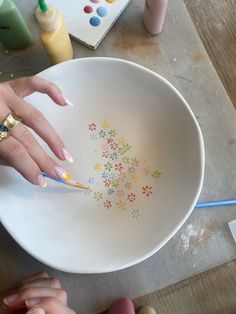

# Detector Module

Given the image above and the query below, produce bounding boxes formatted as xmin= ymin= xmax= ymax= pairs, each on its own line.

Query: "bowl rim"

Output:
xmin=0 ymin=57 xmax=205 ymax=273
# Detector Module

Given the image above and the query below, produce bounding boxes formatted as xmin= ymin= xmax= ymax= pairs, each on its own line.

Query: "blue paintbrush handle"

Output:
xmin=195 ymin=199 xmax=236 ymax=208
xmin=42 ymin=172 xmax=66 ymax=183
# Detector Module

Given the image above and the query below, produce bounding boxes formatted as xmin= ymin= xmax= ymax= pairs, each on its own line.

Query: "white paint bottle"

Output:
xmin=144 ymin=0 xmax=168 ymax=35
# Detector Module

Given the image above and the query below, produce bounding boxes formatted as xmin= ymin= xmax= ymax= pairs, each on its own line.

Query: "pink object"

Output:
xmin=144 ymin=0 xmax=168 ymax=35
xmin=108 ymin=298 xmax=135 ymax=314
xmin=84 ymin=5 xmax=93 ymax=13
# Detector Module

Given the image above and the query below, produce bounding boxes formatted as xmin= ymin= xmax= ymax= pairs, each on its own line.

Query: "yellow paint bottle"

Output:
xmin=35 ymin=0 xmax=73 ymax=64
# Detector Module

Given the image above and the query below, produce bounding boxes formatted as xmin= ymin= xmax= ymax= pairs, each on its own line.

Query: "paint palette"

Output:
xmin=48 ymin=0 xmax=131 ymax=49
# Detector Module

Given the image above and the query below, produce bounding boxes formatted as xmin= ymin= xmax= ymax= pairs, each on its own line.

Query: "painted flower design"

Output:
xmin=108 ymin=188 xmax=115 ymax=195
xmin=99 ymin=130 xmax=106 ymax=138
xmin=122 ymin=156 xmax=130 ymax=164
xmin=115 ymin=163 xmax=124 ymax=172
xmin=104 ymin=179 xmax=112 ymax=187
xmin=108 ymin=172 xmax=116 ymax=180
xmin=116 ymin=200 xmax=126 ymax=210
xmin=142 ymin=186 xmax=153 ymax=197
xmin=112 ymin=179 xmax=120 ymax=188
xmin=131 ymin=209 xmax=140 ymax=219
xmin=108 ymin=130 xmax=117 ymax=137
xmin=128 ymin=193 xmax=136 ymax=202
xmin=107 ymin=138 xmax=114 ymax=145
xmin=104 ymin=200 xmax=112 ymax=209
xmin=94 ymin=163 xmax=102 ymax=171
xmin=125 ymin=182 xmax=132 ymax=190
xmin=88 ymin=177 xmax=95 ymax=184
xmin=102 ymin=121 xmax=110 ymax=129
xmin=131 ymin=158 xmax=139 ymax=167
xmin=101 ymin=171 xmax=109 ymax=179
xmin=143 ymin=167 xmax=151 ymax=176
xmin=152 ymin=170 xmax=161 ymax=179
xmin=88 ymin=123 xmax=96 ymax=131
xmin=110 ymin=141 xmax=118 ymax=150
xmin=118 ymin=137 xmax=127 ymax=145
xmin=127 ymin=166 xmax=136 ymax=174
xmin=102 ymin=150 xmax=109 ymax=158
xmin=104 ymin=162 xmax=112 ymax=172
xmin=94 ymin=192 xmax=103 ymax=201
xmin=110 ymin=152 xmax=118 ymax=160
xmin=116 ymin=190 xmax=125 ymax=198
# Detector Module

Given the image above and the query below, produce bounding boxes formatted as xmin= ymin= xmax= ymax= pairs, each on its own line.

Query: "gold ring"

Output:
xmin=2 ymin=113 xmax=21 ymax=131
xmin=0 ymin=129 xmax=8 ymax=141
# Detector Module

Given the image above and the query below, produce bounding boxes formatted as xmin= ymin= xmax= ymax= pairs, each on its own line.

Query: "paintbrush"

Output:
xmin=42 ymin=172 xmax=89 ymax=190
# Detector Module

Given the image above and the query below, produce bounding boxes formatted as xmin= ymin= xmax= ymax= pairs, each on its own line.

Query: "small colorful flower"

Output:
xmin=94 ymin=191 xmax=103 ymax=201
xmin=123 ymin=143 xmax=131 ymax=152
xmin=102 ymin=150 xmax=109 ymax=158
xmin=110 ymin=152 xmax=118 ymax=160
xmin=125 ymin=182 xmax=132 ymax=190
xmin=108 ymin=129 xmax=117 ymax=137
xmin=131 ymin=158 xmax=139 ymax=167
xmin=122 ymin=156 xmax=130 ymax=164
xmin=94 ymin=163 xmax=102 ymax=171
xmin=107 ymin=137 xmax=114 ymax=145
xmin=110 ymin=141 xmax=118 ymax=150
xmin=152 ymin=170 xmax=161 ymax=179
xmin=102 ymin=121 xmax=110 ymax=129
xmin=115 ymin=163 xmax=124 ymax=172
xmin=104 ymin=179 xmax=112 ymax=187
xmin=108 ymin=172 xmax=116 ymax=180
xmin=131 ymin=173 xmax=139 ymax=183
xmin=116 ymin=200 xmax=126 ymax=210
xmin=142 ymin=186 xmax=153 ymax=197
xmin=112 ymin=179 xmax=119 ymax=188
xmin=131 ymin=209 xmax=140 ymax=219
xmin=128 ymin=193 xmax=136 ymax=202
xmin=104 ymin=162 xmax=113 ymax=172
xmin=108 ymin=188 xmax=115 ymax=195
xmin=101 ymin=171 xmax=109 ymax=179
xmin=99 ymin=130 xmax=106 ymax=138
xmin=88 ymin=123 xmax=96 ymax=131
xmin=104 ymin=200 xmax=112 ymax=209
xmin=118 ymin=137 xmax=127 ymax=145
xmin=116 ymin=190 xmax=125 ymax=198
xmin=127 ymin=166 xmax=135 ymax=174
xmin=143 ymin=167 xmax=151 ymax=176
xmin=88 ymin=177 xmax=95 ymax=184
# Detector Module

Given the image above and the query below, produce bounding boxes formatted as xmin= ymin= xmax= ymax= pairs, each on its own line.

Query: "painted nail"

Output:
xmin=37 ymin=174 xmax=47 ymax=187
xmin=61 ymin=148 xmax=74 ymax=163
xmin=25 ymin=298 xmax=41 ymax=307
xmin=3 ymin=293 xmax=19 ymax=306
xmin=54 ymin=165 xmax=71 ymax=181
xmin=27 ymin=308 xmax=45 ymax=314
xmin=60 ymin=94 xmax=74 ymax=107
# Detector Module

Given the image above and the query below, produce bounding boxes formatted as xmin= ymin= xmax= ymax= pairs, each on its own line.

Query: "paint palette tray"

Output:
xmin=48 ymin=0 xmax=131 ymax=49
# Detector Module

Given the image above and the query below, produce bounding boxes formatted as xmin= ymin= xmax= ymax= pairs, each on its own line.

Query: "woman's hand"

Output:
xmin=2 ymin=272 xmax=76 ymax=314
xmin=0 ymin=76 xmax=73 ymax=187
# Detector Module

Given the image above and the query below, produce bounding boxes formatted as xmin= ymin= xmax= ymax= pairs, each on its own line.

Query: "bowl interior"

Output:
xmin=0 ymin=58 xmax=204 ymax=273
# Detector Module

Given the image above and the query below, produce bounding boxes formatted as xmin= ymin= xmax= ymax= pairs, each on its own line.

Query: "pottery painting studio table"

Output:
xmin=0 ymin=0 xmax=236 ymax=313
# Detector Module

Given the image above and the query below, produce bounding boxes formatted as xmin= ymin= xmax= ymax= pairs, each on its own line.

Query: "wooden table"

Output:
xmin=0 ymin=0 xmax=236 ymax=313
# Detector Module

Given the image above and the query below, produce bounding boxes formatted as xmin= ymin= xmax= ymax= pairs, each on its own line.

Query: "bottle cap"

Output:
xmin=35 ymin=5 xmax=58 ymax=32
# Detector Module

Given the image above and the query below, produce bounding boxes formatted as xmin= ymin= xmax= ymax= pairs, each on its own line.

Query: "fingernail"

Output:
xmin=25 ymin=298 xmax=41 ymax=307
xmin=61 ymin=148 xmax=74 ymax=163
xmin=3 ymin=293 xmax=19 ymax=305
xmin=60 ymin=94 xmax=74 ymax=107
xmin=27 ymin=308 xmax=45 ymax=314
xmin=37 ymin=174 xmax=47 ymax=187
xmin=54 ymin=165 xmax=71 ymax=181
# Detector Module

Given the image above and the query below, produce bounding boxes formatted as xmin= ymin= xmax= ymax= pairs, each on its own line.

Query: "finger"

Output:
xmin=3 ymin=287 xmax=67 ymax=309
xmin=21 ymin=273 xmax=50 ymax=285
xmin=26 ymin=298 xmax=75 ymax=314
xmin=7 ymin=95 xmax=73 ymax=162
xmin=22 ymin=278 xmax=61 ymax=290
xmin=0 ymin=136 xmax=46 ymax=186
xmin=11 ymin=123 xmax=71 ymax=179
xmin=8 ymin=76 xmax=67 ymax=106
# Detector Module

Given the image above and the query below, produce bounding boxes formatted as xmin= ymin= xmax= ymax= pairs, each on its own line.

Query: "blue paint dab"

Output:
xmin=97 ymin=6 xmax=108 ymax=17
xmin=90 ymin=16 xmax=101 ymax=26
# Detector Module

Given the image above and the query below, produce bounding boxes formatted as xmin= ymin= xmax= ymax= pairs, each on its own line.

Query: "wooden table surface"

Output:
xmin=0 ymin=0 xmax=236 ymax=313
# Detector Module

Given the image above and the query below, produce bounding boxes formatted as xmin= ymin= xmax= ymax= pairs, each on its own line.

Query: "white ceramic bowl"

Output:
xmin=0 ymin=58 xmax=204 ymax=273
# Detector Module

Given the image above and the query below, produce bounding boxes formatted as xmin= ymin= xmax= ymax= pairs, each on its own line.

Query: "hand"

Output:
xmin=2 ymin=272 xmax=76 ymax=314
xmin=0 ymin=76 xmax=73 ymax=186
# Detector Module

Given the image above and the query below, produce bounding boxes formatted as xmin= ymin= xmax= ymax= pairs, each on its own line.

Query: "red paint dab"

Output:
xmin=84 ymin=6 xmax=93 ymax=13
